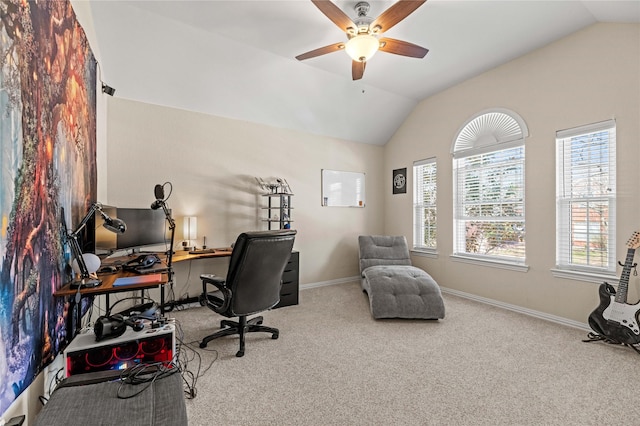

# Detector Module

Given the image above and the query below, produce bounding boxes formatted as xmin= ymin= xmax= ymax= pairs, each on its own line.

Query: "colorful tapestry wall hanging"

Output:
xmin=0 ymin=0 xmax=97 ymax=414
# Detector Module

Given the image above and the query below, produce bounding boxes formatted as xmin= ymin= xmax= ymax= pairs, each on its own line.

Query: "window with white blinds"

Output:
xmin=452 ymin=109 xmax=527 ymax=265
xmin=453 ymin=146 xmax=526 ymax=261
xmin=556 ymin=120 xmax=616 ymax=273
xmin=413 ymin=158 xmax=437 ymax=251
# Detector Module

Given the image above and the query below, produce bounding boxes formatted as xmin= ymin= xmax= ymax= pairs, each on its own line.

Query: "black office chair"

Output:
xmin=198 ymin=229 xmax=297 ymax=357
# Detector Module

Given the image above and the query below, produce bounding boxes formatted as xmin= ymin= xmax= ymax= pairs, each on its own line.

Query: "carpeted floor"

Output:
xmin=171 ymin=281 xmax=640 ymax=425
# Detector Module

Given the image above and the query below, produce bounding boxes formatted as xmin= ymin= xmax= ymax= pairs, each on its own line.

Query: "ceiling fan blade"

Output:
xmin=352 ymin=60 xmax=365 ymax=80
xmin=311 ymin=0 xmax=356 ymax=33
xmin=296 ymin=42 xmax=345 ymax=61
xmin=379 ymin=37 xmax=428 ymax=58
xmin=370 ymin=0 xmax=426 ymax=34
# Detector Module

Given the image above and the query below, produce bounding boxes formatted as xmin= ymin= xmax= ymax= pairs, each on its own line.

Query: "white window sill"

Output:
xmin=450 ymin=254 xmax=529 ymax=272
xmin=411 ymin=249 xmax=438 ymax=259
xmin=550 ymin=268 xmax=617 ymax=285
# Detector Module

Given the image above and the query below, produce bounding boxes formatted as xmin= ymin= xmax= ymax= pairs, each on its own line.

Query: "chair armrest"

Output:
xmin=200 ymin=273 xmax=226 ymax=288
xmin=200 ymin=273 xmax=232 ymax=312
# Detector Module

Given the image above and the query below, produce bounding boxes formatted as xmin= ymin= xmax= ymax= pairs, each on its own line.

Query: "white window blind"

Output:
xmin=413 ymin=158 xmax=437 ymax=250
xmin=453 ymin=146 xmax=526 ymax=261
xmin=556 ymin=119 xmax=616 ymax=273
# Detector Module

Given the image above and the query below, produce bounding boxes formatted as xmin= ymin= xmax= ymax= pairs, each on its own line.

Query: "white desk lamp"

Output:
xmin=183 ymin=216 xmax=197 ymax=250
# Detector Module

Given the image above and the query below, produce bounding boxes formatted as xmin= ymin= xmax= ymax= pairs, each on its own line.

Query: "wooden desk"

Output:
xmin=55 ymin=269 xmax=168 ymax=343
xmin=171 ymin=248 xmax=233 ymax=263
xmin=55 ymin=247 xmax=233 ymax=301
xmin=54 ymin=249 xmax=233 ymax=342
xmin=54 ymin=270 xmax=168 ymax=299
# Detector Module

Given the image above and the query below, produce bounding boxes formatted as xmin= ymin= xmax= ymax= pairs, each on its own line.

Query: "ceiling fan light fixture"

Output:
xmin=345 ymin=34 xmax=379 ymax=62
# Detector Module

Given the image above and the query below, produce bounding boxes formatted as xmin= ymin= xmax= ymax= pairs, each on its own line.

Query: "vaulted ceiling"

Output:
xmin=77 ymin=1 xmax=640 ymax=145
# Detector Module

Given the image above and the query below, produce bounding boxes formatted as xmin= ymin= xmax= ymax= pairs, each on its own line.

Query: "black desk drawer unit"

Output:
xmin=275 ymin=251 xmax=299 ymax=308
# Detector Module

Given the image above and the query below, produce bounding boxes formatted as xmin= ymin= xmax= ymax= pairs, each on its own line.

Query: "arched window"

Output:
xmin=452 ymin=108 xmax=528 ymax=266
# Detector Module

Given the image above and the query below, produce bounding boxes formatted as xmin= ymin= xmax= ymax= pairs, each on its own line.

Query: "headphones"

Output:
xmin=122 ymin=254 xmax=161 ymax=272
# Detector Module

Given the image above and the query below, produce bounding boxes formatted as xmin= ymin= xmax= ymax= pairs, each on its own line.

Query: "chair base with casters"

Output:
xmin=198 ymin=309 xmax=280 ymax=357
xmin=198 ymin=230 xmax=296 ymax=357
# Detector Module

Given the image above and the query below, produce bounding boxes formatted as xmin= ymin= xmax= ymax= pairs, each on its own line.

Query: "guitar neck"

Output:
xmin=614 ymin=248 xmax=636 ymax=304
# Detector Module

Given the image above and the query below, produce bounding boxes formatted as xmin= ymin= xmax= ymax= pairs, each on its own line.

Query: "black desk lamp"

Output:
xmin=65 ymin=203 xmax=127 ymax=288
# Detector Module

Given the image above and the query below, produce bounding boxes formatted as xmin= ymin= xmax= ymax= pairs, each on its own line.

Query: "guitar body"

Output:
xmin=589 ymin=282 xmax=640 ymax=345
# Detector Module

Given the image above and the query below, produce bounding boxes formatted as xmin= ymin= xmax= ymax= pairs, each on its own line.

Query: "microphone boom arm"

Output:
xmin=150 ymin=181 xmax=176 ymax=313
xmin=159 ymin=201 xmax=176 ymax=269
xmin=156 ymin=199 xmax=176 ymax=313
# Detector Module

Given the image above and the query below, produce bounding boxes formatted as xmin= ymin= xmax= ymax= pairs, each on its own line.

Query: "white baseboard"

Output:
xmin=300 ymin=276 xmax=360 ymax=290
xmin=440 ymin=286 xmax=591 ymax=332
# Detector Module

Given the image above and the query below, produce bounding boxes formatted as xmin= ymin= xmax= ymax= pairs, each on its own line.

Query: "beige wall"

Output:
xmin=384 ymin=23 xmax=640 ymax=324
xmin=105 ymin=98 xmax=385 ymax=296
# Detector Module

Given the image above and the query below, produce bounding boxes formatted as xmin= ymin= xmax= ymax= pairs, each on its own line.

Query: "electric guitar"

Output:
xmin=588 ymin=231 xmax=640 ymax=345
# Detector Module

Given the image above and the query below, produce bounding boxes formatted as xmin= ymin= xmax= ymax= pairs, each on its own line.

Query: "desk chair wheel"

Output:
xmin=199 ymin=341 xmax=207 ymax=349
xmin=247 ymin=316 xmax=263 ymax=326
xmin=272 ymin=332 xmax=279 ymax=340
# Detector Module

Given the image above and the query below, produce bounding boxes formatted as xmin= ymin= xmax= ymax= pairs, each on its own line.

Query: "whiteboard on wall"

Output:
xmin=321 ymin=169 xmax=365 ymax=207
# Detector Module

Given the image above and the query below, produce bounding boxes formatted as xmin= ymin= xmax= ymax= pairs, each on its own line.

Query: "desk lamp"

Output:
xmin=64 ymin=203 xmax=127 ymax=288
xmin=183 ymin=217 xmax=197 ymax=251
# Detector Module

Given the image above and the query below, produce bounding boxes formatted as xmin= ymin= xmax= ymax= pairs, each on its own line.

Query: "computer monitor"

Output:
xmin=115 ymin=207 xmax=171 ymax=252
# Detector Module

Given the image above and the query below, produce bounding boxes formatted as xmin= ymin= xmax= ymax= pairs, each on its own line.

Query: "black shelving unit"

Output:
xmin=262 ymin=193 xmax=293 ymax=230
xmin=261 ymin=192 xmax=298 ymax=308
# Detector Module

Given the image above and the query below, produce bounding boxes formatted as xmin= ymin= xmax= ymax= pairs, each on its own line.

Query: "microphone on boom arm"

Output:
xmin=154 ymin=184 xmax=165 ymax=200
xmin=151 ymin=183 xmax=166 ymax=210
xmin=149 ymin=182 xmax=176 ymax=307
xmin=151 ymin=199 xmax=164 ymax=210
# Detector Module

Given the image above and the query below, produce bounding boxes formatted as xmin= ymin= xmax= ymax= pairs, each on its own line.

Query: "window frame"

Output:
xmin=413 ymin=157 xmax=437 ymax=254
xmin=451 ymin=109 xmax=528 ymax=270
xmin=554 ymin=119 xmax=616 ymax=279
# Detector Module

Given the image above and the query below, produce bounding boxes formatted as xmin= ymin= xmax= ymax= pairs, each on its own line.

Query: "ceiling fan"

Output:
xmin=296 ymin=0 xmax=429 ymax=80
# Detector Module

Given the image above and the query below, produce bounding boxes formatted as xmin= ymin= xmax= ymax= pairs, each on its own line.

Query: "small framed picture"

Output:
xmin=393 ymin=168 xmax=407 ymax=194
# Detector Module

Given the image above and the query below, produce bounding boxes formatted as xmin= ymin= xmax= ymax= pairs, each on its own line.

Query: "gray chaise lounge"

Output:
xmin=358 ymin=235 xmax=445 ymax=320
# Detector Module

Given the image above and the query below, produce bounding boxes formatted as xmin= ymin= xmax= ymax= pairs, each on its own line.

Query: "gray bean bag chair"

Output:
xmin=358 ymin=235 xmax=445 ymax=320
